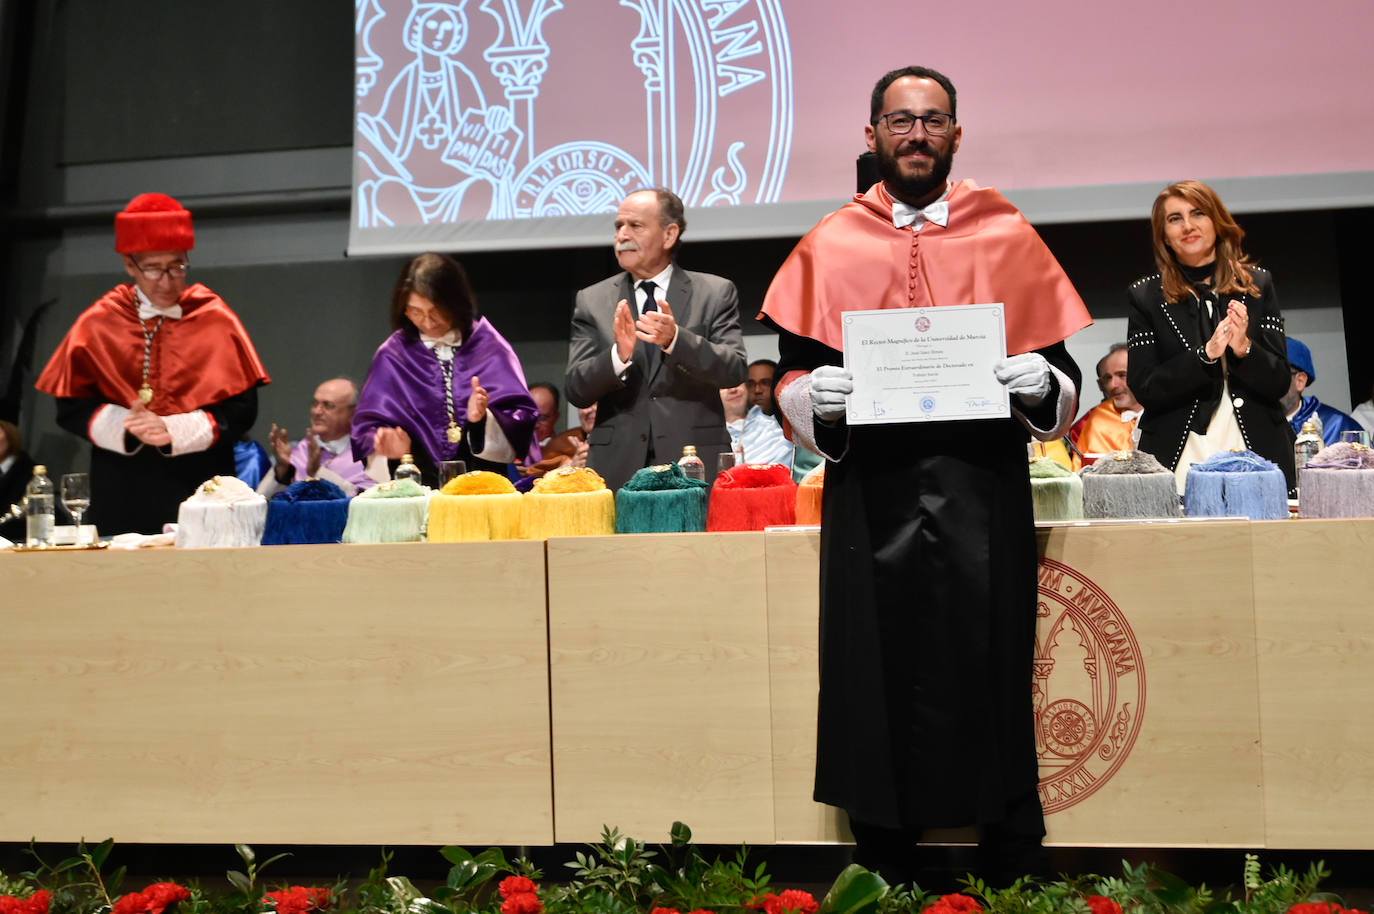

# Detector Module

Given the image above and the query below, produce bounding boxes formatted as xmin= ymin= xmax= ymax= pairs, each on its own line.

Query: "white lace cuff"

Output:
xmin=778 ymin=373 xmax=848 ymax=462
xmin=89 ymin=404 xmax=139 ymax=454
xmin=164 ymin=410 xmax=217 ymax=456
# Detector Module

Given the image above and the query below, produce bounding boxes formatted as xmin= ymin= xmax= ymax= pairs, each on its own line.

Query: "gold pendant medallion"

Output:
xmin=446 ymin=423 xmax=462 ymax=444
xmin=138 ymin=384 xmax=154 ymax=404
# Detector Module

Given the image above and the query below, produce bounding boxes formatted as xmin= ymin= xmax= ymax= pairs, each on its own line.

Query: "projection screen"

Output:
xmin=349 ymin=0 xmax=1374 ymax=255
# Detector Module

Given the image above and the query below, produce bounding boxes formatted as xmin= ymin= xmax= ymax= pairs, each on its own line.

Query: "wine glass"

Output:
xmin=1340 ymin=429 xmax=1371 ymax=447
xmin=60 ymin=473 xmax=91 ymax=546
xmin=438 ymin=460 xmax=466 ymax=487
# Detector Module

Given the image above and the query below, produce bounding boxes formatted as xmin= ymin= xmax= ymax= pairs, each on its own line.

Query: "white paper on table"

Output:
xmin=841 ymin=303 xmax=1009 ymax=424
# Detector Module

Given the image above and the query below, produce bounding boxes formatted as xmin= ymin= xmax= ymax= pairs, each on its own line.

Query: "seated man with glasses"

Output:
xmin=35 ymin=192 xmax=270 ymax=535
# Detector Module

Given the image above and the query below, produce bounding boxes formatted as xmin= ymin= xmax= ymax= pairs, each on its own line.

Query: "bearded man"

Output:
xmin=759 ymin=66 xmax=1091 ymax=886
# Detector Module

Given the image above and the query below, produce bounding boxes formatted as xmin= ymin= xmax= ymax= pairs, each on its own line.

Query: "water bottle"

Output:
xmin=677 ymin=445 xmax=705 ymax=481
xmin=394 ymin=453 xmax=424 ymax=485
xmin=1294 ymin=420 xmax=1322 ymax=472
xmin=1294 ymin=420 xmax=1322 ymax=506
xmin=25 ymin=464 xmax=56 ymax=548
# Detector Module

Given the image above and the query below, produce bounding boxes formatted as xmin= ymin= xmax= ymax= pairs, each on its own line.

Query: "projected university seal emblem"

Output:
xmin=1034 ymin=558 xmax=1146 ymax=814
xmin=354 ymin=0 xmax=793 ymax=228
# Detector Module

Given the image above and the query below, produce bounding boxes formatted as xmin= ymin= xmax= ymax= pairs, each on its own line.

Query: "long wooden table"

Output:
xmin=3 ymin=521 xmax=1370 ymax=848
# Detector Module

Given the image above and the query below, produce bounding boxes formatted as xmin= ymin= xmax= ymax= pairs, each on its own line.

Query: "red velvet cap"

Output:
xmin=114 ymin=193 xmax=195 ymax=253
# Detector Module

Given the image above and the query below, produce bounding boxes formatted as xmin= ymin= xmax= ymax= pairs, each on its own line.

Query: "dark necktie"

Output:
xmin=634 ymin=277 xmax=656 ymax=313
xmin=637 ymin=280 xmax=660 ymax=374
xmin=639 ymin=280 xmax=658 ymax=313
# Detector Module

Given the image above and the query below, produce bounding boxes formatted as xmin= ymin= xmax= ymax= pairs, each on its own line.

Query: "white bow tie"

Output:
xmin=892 ymin=200 xmax=949 ymax=229
xmin=421 ymin=330 xmax=461 ymax=361
xmin=137 ymin=300 xmax=182 ymax=320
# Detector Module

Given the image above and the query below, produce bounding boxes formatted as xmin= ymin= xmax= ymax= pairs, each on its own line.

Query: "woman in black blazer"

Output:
xmin=1126 ymin=180 xmax=1295 ymax=495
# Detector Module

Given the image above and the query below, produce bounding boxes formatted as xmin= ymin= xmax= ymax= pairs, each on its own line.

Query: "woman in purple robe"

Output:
xmin=351 ymin=252 xmax=538 ymax=487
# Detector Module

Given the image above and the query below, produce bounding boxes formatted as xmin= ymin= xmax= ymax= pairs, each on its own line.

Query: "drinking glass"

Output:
xmin=1340 ymin=429 xmax=1371 ymax=447
xmin=716 ymin=451 xmax=738 ymax=474
xmin=438 ymin=460 xmax=466 ymax=487
xmin=60 ymin=473 xmax=91 ymax=546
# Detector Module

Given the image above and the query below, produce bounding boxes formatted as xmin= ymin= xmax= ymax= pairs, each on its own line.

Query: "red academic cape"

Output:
xmin=35 ymin=282 xmax=269 ymax=413
xmin=761 ymin=179 xmax=1090 ymax=362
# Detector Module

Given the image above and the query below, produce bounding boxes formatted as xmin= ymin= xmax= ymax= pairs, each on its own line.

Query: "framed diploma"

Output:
xmin=841 ymin=303 xmax=1009 ymax=424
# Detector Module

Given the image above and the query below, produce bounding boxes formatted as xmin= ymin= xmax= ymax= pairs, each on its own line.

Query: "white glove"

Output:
xmin=993 ymin=353 xmax=1053 ymax=406
xmin=810 ymin=365 xmax=853 ymax=421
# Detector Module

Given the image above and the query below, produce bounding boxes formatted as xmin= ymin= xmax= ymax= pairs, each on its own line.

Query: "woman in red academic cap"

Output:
xmin=35 ymin=193 xmax=270 ymax=535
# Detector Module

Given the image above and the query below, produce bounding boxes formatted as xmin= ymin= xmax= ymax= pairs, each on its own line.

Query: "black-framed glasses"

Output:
xmin=878 ymin=111 xmax=955 ymax=137
xmin=129 ymin=256 xmax=189 ymax=281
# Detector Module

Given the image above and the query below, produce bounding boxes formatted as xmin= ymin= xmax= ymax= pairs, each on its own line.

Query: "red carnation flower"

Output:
xmin=112 ymin=883 xmax=191 ymax=914
xmin=499 ymin=893 xmax=542 ymax=914
xmin=650 ymin=909 xmax=681 ymax=914
xmin=751 ymin=891 xmax=819 ymax=914
xmin=1087 ymin=896 xmax=1122 ymax=914
xmin=263 ymin=887 xmax=333 ymax=914
xmin=775 ymin=890 xmax=818 ymax=914
xmin=923 ymin=894 xmax=983 ymax=914
xmin=499 ymin=876 xmax=539 ymax=900
xmin=687 ymin=910 xmax=717 ymax=914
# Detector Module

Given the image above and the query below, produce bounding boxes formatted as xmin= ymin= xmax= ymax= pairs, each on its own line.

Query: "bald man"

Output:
xmin=259 ymin=377 xmax=375 ymax=496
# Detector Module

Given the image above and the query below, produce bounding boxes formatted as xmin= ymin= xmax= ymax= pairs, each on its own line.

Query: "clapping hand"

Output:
xmin=269 ymin=423 xmax=295 ymax=483
xmin=373 ymin=426 xmax=412 ymax=460
xmin=636 ymin=297 xmax=677 ymax=349
xmin=613 ymin=299 xmax=636 ymax=363
xmin=1224 ymin=300 xmax=1251 ymax=357
xmin=467 ymin=375 xmax=489 ymax=422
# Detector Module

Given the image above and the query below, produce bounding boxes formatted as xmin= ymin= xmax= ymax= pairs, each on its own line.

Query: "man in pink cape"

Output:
xmin=758 ymin=66 xmax=1091 ymax=887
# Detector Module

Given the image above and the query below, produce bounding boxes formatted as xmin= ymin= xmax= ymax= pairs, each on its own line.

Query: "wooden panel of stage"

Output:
xmin=4 ymin=520 xmax=1372 ymax=848
xmin=1033 ymin=521 xmax=1265 ymax=847
xmin=546 ymin=532 xmax=776 ymax=844
xmin=763 ymin=523 xmax=1266 ymax=847
xmin=1252 ymin=518 xmax=1374 ymax=849
xmin=0 ymin=541 xmax=553 ymax=845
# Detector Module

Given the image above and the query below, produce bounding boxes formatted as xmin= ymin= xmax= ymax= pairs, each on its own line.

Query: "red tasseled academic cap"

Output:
xmin=114 ymin=192 xmax=195 ymax=253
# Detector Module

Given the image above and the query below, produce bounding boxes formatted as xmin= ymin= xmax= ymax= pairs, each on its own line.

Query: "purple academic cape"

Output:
xmin=351 ymin=318 xmax=538 ymax=467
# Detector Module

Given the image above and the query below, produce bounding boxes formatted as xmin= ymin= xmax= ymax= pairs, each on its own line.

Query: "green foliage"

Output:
xmin=226 ymin=844 xmax=290 ymax=900
xmin=0 ymin=830 xmax=1354 ymax=914
xmin=819 ymin=864 xmax=888 ymax=914
xmin=0 ymin=872 xmax=36 ymax=897
xmin=12 ymin=836 xmax=124 ymax=913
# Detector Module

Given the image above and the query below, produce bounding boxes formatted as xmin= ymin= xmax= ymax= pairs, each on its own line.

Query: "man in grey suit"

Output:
xmin=566 ymin=187 xmax=747 ymax=489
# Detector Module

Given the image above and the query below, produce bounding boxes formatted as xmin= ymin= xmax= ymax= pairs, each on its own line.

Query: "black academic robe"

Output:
xmin=56 ymin=389 xmax=258 ymax=535
xmin=776 ymin=329 xmax=1079 ymax=831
